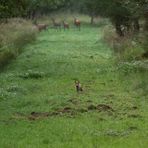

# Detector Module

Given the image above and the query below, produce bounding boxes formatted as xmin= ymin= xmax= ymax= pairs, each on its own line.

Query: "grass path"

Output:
xmin=0 ymin=26 xmax=148 ymax=148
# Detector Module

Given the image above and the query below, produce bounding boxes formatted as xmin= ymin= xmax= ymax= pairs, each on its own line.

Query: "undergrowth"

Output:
xmin=103 ymin=24 xmax=148 ymax=62
xmin=0 ymin=18 xmax=37 ymax=68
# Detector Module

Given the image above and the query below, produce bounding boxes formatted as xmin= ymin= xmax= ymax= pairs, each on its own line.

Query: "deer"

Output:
xmin=75 ymin=80 xmax=83 ymax=92
xmin=33 ymin=19 xmax=48 ymax=32
xmin=51 ymin=18 xmax=61 ymax=30
xmin=62 ymin=20 xmax=69 ymax=30
xmin=35 ymin=24 xmax=48 ymax=32
xmin=74 ymin=17 xmax=81 ymax=31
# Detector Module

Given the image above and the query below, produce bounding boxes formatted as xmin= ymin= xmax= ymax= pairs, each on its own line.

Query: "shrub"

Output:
xmin=0 ymin=49 xmax=16 ymax=66
xmin=103 ymin=25 xmax=145 ymax=61
xmin=138 ymin=32 xmax=148 ymax=55
xmin=0 ymin=18 xmax=37 ymax=68
xmin=97 ymin=18 xmax=109 ymax=27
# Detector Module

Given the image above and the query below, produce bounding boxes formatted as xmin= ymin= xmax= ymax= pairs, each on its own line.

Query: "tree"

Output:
xmin=0 ymin=0 xmax=68 ymax=20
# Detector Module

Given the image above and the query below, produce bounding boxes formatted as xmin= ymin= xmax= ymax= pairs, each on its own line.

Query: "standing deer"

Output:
xmin=33 ymin=20 xmax=48 ymax=32
xmin=35 ymin=24 xmax=48 ymax=32
xmin=74 ymin=17 xmax=81 ymax=31
xmin=51 ymin=18 xmax=61 ymax=30
xmin=62 ymin=20 xmax=69 ymax=30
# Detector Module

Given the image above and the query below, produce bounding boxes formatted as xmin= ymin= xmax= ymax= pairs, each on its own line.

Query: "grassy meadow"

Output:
xmin=0 ymin=17 xmax=148 ymax=148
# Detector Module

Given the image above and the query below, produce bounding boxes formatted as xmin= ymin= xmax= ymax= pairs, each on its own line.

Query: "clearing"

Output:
xmin=0 ymin=26 xmax=148 ymax=148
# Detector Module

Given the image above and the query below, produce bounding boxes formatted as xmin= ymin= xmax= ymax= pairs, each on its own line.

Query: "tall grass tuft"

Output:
xmin=0 ymin=18 xmax=37 ymax=68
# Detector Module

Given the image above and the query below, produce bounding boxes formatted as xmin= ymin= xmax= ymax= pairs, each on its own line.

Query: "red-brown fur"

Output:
xmin=75 ymin=80 xmax=83 ymax=92
xmin=74 ymin=18 xmax=81 ymax=30
xmin=36 ymin=24 xmax=48 ymax=32
xmin=51 ymin=18 xmax=61 ymax=30
xmin=63 ymin=21 xmax=69 ymax=30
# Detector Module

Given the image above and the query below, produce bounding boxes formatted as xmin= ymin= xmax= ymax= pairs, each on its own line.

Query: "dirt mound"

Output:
xmin=88 ymin=104 xmax=113 ymax=112
xmin=28 ymin=106 xmax=88 ymax=120
xmin=28 ymin=112 xmax=50 ymax=120
xmin=12 ymin=101 xmax=114 ymax=121
xmin=96 ymin=104 xmax=114 ymax=112
xmin=26 ymin=107 xmax=76 ymax=121
xmin=28 ymin=104 xmax=114 ymax=120
xmin=52 ymin=106 xmax=89 ymax=116
xmin=56 ymin=107 xmax=73 ymax=114
xmin=31 ymin=112 xmax=49 ymax=117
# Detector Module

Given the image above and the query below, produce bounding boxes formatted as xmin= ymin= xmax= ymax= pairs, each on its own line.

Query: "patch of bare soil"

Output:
xmin=28 ymin=112 xmax=49 ymax=120
xmin=12 ymin=99 xmax=115 ymax=121
xmin=88 ymin=104 xmax=114 ymax=112
xmin=105 ymin=130 xmax=131 ymax=137
xmin=96 ymin=104 xmax=114 ymax=112
xmin=14 ymin=106 xmax=112 ymax=121
xmin=53 ymin=107 xmax=75 ymax=115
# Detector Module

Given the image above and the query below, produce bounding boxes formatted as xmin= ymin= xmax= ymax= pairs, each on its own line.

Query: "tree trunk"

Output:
xmin=32 ymin=11 xmax=35 ymax=20
xmin=133 ymin=18 xmax=140 ymax=32
xmin=90 ymin=15 xmax=94 ymax=25
xmin=115 ymin=23 xmax=124 ymax=37
xmin=144 ymin=13 xmax=148 ymax=31
xmin=145 ymin=21 xmax=148 ymax=31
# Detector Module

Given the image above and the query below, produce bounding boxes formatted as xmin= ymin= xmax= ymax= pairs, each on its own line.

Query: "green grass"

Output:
xmin=0 ymin=25 xmax=148 ymax=148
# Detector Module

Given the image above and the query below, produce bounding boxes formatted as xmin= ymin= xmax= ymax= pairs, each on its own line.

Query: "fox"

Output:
xmin=75 ymin=80 xmax=83 ymax=92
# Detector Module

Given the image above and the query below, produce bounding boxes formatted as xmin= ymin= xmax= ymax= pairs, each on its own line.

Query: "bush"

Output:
xmin=103 ymin=25 xmax=145 ymax=61
xmin=0 ymin=18 xmax=37 ymax=68
xmin=138 ymin=32 xmax=148 ymax=53
xmin=0 ymin=49 xmax=16 ymax=66
xmin=97 ymin=18 xmax=109 ymax=27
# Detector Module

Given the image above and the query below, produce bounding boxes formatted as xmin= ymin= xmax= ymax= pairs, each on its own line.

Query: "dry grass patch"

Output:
xmin=0 ymin=18 xmax=37 ymax=68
